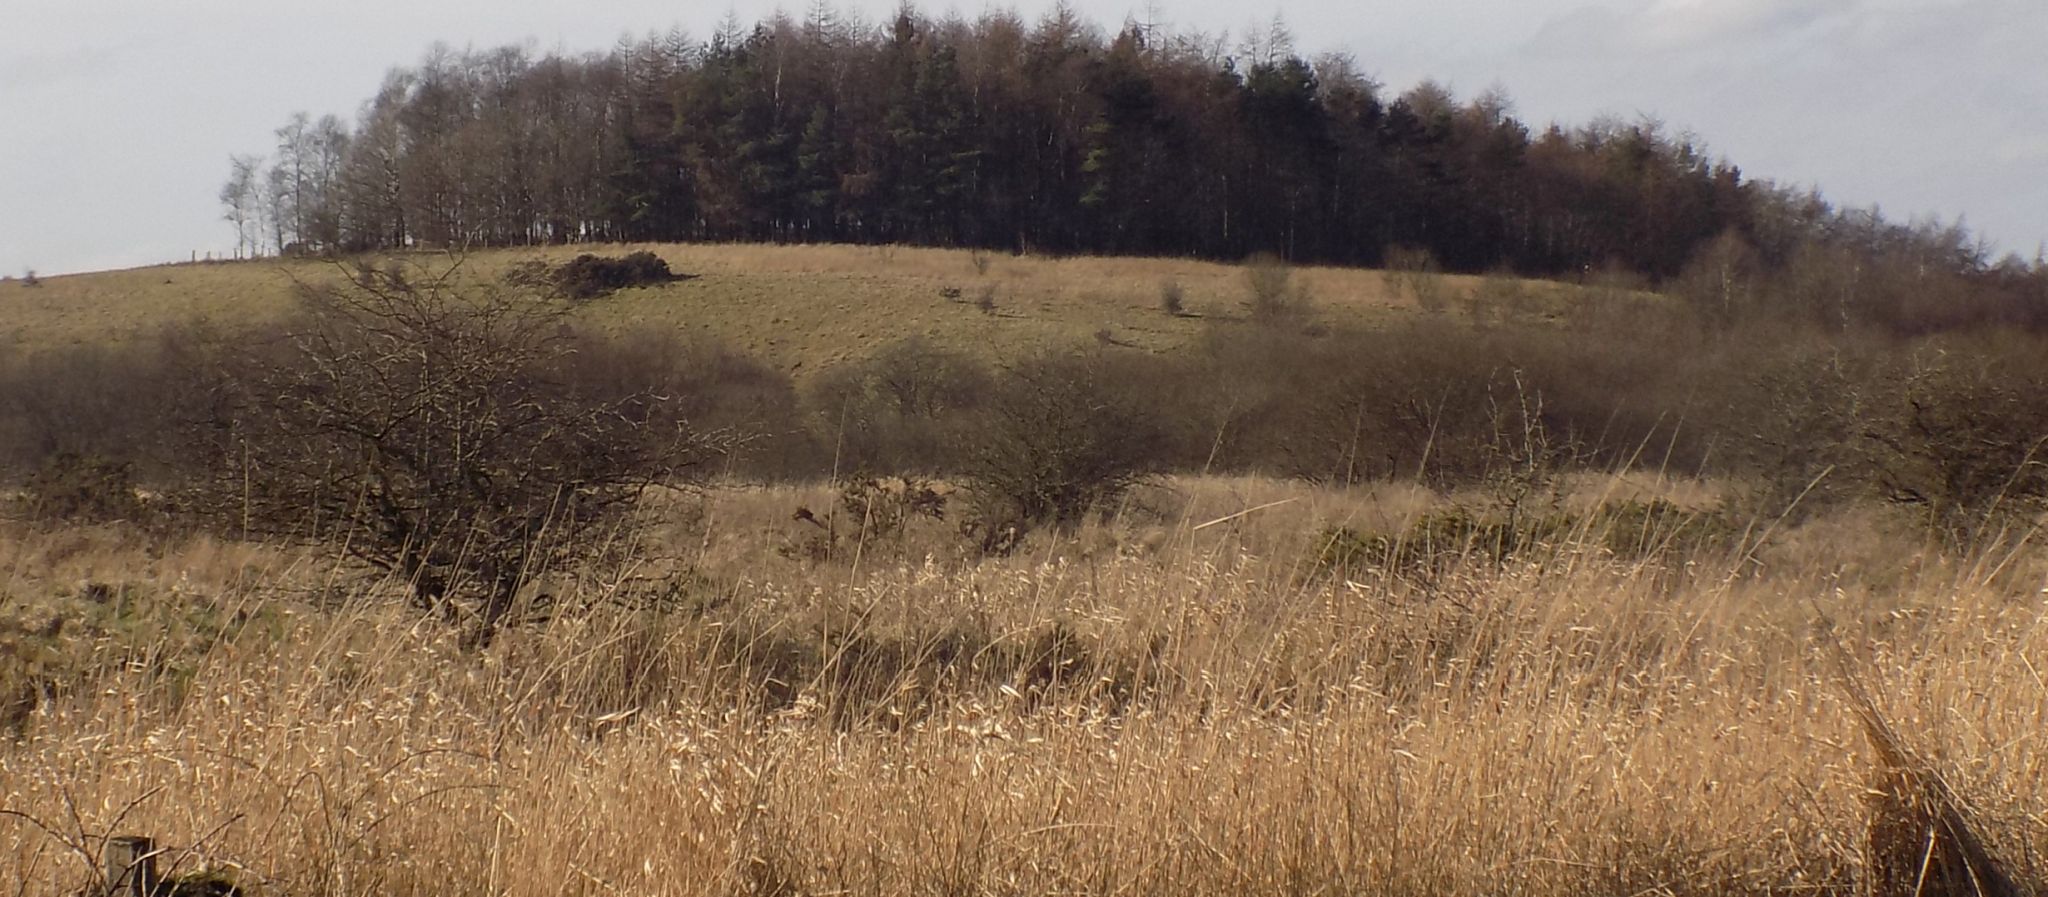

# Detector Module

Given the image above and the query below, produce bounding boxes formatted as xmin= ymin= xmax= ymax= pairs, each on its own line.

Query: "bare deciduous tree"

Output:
xmin=219 ymin=154 xmax=264 ymax=259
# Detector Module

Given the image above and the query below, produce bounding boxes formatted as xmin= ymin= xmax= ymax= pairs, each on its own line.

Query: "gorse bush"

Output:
xmin=556 ymin=250 xmax=683 ymax=299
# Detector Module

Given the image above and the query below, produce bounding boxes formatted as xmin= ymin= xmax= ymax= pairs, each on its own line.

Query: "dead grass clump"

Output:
xmin=1840 ymin=670 xmax=2024 ymax=897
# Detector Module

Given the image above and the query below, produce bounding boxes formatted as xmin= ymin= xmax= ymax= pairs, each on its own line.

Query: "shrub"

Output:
xmin=806 ymin=337 xmax=995 ymax=473
xmin=1196 ymin=323 xmax=1576 ymax=487
xmin=1860 ymin=340 xmax=2048 ymax=546
xmin=554 ymin=329 xmax=812 ymax=478
xmin=1716 ymin=343 xmax=1891 ymax=522
xmin=208 ymin=260 xmax=725 ymax=646
xmin=20 ymin=453 xmax=144 ymax=524
xmin=781 ymin=476 xmax=951 ymax=564
xmin=1243 ymin=252 xmax=1312 ymax=324
xmin=1384 ymin=244 xmax=1443 ymax=313
xmin=1160 ymin=280 xmax=1186 ymax=316
xmin=840 ymin=476 xmax=948 ymax=538
xmin=960 ymin=353 xmax=1168 ymax=550
xmin=0 ymin=330 xmax=235 ymax=485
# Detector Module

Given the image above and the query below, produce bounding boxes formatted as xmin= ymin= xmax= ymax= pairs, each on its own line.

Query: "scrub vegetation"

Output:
xmin=4 ymin=3 xmax=2047 ymax=893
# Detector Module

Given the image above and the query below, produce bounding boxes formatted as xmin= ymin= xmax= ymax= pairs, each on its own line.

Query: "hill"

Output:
xmin=3 ymin=243 xmax=1570 ymax=372
xmin=216 ymin=1 xmax=2046 ymax=325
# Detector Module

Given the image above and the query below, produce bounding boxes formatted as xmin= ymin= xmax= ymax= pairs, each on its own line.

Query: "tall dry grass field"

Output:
xmin=1 ymin=477 xmax=2043 ymax=896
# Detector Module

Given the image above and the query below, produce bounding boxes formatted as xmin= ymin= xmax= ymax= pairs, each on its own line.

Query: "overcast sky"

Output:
xmin=3 ymin=0 xmax=2042 ymax=276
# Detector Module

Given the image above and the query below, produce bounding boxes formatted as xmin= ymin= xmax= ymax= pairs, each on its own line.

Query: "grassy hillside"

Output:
xmin=2 ymin=244 xmax=1581 ymax=372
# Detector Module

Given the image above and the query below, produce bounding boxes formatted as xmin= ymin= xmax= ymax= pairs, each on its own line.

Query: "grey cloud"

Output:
xmin=1527 ymin=0 xmax=1858 ymax=60
xmin=0 ymin=46 xmax=124 ymax=91
xmin=1492 ymin=0 xmax=2046 ymax=253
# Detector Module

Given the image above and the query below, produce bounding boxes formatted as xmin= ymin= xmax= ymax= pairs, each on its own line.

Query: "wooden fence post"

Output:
xmin=102 ymin=835 xmax=159 ymax=897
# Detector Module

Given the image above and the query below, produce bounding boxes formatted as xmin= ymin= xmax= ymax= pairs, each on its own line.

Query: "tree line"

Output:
xmin=222 ymin=3 xmax=2043 ymax=290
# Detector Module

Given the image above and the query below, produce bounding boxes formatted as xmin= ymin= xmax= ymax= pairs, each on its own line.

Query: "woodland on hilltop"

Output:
xmin=225 ymin=3 xmax=2042 ymax=326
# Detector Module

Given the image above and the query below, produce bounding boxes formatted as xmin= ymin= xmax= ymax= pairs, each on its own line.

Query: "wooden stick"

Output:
xmin=1191 ymin=498 xmax=1298 ymax=532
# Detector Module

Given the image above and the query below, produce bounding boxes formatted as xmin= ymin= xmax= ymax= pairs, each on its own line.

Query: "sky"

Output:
xmin=2 ymin=0 xmax=2043 ymax=276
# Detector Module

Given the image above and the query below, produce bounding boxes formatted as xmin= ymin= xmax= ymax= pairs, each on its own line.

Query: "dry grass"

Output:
xmin=4 ymin=244 xmax=1567 ymax=374
xmin=1 ymin=476 xmax=2042 ymax=896
xmin=0 ymin=263 xmax=300 ymax=353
